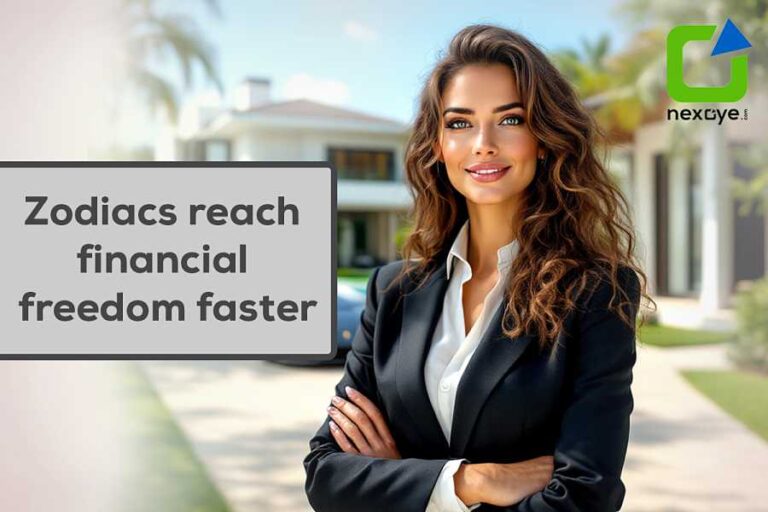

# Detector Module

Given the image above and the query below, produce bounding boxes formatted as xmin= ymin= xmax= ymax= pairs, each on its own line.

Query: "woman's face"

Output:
xmin=437 ymin=63 xmax=542 ymax=209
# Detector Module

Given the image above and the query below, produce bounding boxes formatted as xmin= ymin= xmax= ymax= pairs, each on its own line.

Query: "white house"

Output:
xmin=156 ymin=77 xmax=412 ymax=267
xmin=157 ymin=78 xmax=767 ymax=330
xmin=604 ymin=92 xmax=768 ymax=329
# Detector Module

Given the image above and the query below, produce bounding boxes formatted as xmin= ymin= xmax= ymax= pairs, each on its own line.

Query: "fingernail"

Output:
xmin=329 ymin=420 xmax=338 ymax=431
xmin=345 ymin=386 xmax=357 ymax=397
xmin=331 ymin=396 xmax=343 ymax=405
xmin=327 ymin=406 xmax=335 ymax=414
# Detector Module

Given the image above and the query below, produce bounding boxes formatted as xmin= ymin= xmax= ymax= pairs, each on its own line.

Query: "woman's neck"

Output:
xmin=465 ymin=202 xmax=519 ymax=277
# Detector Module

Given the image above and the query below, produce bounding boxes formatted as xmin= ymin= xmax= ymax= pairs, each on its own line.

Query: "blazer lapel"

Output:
xmin=395 ymin=260 xmax=451 ymax=454
xmin=449 ymin=301 xmax=534 ymax=457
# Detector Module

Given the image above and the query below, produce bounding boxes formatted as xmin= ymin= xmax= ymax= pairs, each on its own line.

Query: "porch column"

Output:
xmin=387 ymin=212 xmax=399 ymax=262
xmin=668 ymin=155 xmax=690 ymax=295
xmin=632 ymin=124 xmax=660 ymax=295
xmin=699 ymin=121 xmax=733 ymax=311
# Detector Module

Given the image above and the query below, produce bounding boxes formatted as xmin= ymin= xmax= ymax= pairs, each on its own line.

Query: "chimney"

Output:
xmin=234 ymin=77 xmax=271 ymax=110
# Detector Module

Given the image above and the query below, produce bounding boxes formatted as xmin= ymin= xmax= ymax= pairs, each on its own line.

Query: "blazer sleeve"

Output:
xmin=495 ymin=266 xmax=641 ymax=512
xmin=303 ymin=265 xmax=451 ymax=512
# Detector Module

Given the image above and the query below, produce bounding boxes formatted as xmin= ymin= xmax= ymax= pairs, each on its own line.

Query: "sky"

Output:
xmin=155 ymin=0 xmax=636 ymax=128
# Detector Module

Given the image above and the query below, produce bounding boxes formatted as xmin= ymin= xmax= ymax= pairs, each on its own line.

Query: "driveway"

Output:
xmin=143 ymin=343 xmax=768 ymax=512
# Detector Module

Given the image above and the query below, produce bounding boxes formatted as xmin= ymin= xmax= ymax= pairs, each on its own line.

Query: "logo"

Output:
xmin=667 ymin=18 xmax=752 ymax=103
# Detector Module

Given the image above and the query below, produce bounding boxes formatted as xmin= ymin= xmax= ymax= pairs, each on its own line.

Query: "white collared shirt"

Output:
xmin=425 ymin=219 xmax=519 ymax=512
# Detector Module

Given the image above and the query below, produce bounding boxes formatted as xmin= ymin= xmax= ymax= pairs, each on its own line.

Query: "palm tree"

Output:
xmin=551 ymin=33 xmax=654 ymax=141
xmin=119 ymin=0 xmax=223 ymax=121
xmin=616 ymin=0 xmax=768 ymax=212
xmin=617 ymin=0 xmax=768 ymax=122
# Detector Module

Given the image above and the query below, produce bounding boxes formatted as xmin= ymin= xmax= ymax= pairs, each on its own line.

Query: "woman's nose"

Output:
xmin=473 ymin=125 xmax=499 ymax=157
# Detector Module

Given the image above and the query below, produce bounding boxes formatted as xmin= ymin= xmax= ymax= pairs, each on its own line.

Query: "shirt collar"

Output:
xmin=445 ymin=219 xmax=519 ymax=279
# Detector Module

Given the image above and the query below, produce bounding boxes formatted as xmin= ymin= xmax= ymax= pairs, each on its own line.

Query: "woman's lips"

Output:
xmin=465 ymin=165 xmax=510 ymax=183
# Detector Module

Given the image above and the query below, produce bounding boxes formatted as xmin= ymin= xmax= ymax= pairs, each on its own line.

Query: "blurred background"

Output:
xmin=1 ymin=0 xmax=767 ymax=510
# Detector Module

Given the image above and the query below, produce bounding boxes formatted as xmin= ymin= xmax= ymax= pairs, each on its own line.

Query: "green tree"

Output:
xmin=616 ymin=0 xmax=768 ymax=131
xmin=616 ymin=0 xmax=768 ymax=214
xmin=120 ymin=0 xmax=223 ymax=120
xmin=551 ymin=31 xmax=664 ymax=139
xmin=732 ymin=146 xmax=768 ymax=216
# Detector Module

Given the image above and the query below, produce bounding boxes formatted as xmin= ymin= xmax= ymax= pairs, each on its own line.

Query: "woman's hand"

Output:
xmin=326 ymin=385 xmax=401 ymax=459
xmin=454 ymin=456 xmax=554 ymax=507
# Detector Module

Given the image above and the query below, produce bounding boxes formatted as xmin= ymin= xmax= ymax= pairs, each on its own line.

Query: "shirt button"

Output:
xmin=440 ymin=382 xmax=450 ymax=392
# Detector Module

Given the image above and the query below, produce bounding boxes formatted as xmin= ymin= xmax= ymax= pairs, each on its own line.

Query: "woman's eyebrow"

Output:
xmin=442 ymin=102 xmax=524 ymax=116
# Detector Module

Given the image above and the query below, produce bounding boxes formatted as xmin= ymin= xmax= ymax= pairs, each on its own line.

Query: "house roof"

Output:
xmin=234 ymin=99 xmax=406 ymax=127
xmin=195 ymin=98 xmax=410 ymax=138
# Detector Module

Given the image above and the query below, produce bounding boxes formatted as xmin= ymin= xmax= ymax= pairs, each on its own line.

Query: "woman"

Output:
xmin=304 ymin=24 xmax=653 ymax=512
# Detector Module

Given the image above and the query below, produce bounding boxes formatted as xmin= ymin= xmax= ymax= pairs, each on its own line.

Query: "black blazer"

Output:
xmin=304 ymin=259 xmax=641 ymax=512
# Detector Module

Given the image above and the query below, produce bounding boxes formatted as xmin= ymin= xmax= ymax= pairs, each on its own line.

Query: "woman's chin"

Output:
xmin=464 ymin=189 xmax=516 ymax=206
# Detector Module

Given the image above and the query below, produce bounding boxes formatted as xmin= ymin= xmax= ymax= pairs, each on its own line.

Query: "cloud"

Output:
xmin=343 ymin=20 xmax=378 ymax=42
xmin=281 ymin=73 xmax=350 ymax=106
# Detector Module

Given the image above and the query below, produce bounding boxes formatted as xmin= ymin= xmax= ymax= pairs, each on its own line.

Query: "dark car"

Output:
xmin=271 ymin=282 xmax=366 ymax=366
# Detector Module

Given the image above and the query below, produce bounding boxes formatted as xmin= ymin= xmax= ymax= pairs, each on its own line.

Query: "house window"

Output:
xmin=328 ymin=147 xmax=394 ymax=181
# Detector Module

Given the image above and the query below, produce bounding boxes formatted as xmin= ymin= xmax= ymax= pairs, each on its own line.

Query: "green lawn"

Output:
xmin=338 ymin=267 xmax=375 ymax=278
xmin=637 ymin=324 xmax=734 ymax=347
xmin=682 ymin=370 xmax=768 ymax=442
xmin=117 ymin=363 xmax=231 ymax=512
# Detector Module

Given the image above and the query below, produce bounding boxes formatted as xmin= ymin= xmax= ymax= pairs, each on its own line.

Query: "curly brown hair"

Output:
xmin=391 ymin=24 xmax=655 ymax=349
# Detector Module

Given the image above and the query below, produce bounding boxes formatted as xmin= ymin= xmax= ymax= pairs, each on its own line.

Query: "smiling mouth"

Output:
xmin=465 ymin=166 xmax=510 ymax=175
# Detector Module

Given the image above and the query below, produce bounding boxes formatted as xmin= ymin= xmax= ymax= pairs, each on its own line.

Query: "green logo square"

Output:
xmin=666 ymin=21 xmax=750 ymax=103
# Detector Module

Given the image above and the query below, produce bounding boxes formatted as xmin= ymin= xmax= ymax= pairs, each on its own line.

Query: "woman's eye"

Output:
xmin=446 ymin=119 xmax=470 ymax=129
xmin=501 ymin=115 xmax=524 ymax=126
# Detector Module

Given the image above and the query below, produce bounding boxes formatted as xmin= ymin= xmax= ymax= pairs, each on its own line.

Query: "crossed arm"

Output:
xmin=303 ymin=266 xmax=451 ymax=512
xmin=304 ymin=265 xmax=640 ymax=511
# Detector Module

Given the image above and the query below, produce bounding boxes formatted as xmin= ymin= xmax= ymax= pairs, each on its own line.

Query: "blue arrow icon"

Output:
xmin=711 ymin=18 xmax=752 ymax=56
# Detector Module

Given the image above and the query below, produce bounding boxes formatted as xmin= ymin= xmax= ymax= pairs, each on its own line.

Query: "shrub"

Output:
xmin=728 ymin=276 xmax=768 ymax=374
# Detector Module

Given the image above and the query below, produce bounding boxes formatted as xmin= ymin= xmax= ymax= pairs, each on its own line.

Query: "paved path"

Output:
xmin=142 ymin=361 xmax=343 ymax=511
xmin=143 ymin=343 xmax=768 ymax=512
xmin=621 ymin=343 xmax=768 ymax=512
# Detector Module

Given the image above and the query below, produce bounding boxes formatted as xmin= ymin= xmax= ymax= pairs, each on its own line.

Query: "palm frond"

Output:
xmin=131 ymin=69 xmax=178 ymax=119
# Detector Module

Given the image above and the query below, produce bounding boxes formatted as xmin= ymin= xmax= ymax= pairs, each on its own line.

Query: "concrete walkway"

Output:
xmin=142 ymin=360 xmax=343 ymax=511
xmin=622 ymin=343 xmax=768 ymax=512
xmin=143 ymin=343 xmax=768 ymax=512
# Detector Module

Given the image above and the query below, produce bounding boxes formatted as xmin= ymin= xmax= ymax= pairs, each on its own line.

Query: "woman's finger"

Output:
xmin=329 ymin=420 xmax=359 ymax=454
xmin=345 ymin=386 xmax=398 ymax=448
xmin=331 ymin=395 xmax=381 ymax=449
xmin=327 ymin=406 xmax=372 ymax=454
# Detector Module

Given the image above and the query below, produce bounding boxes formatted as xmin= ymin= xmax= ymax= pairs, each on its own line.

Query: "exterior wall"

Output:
xmin=628 ymin=109 xmax=768 ymax=314
xmin=230 ymin=128 xmax=406 ymax=181
xmin=231 ymin=129 xmax=308 ymax=160
xmin=632 ymin=121 xmax=718 ymax=300
xmin=633 ymin=120 xmax=668 ymax=294
xmin=606 ymin=145 xmax=635 ymax=212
